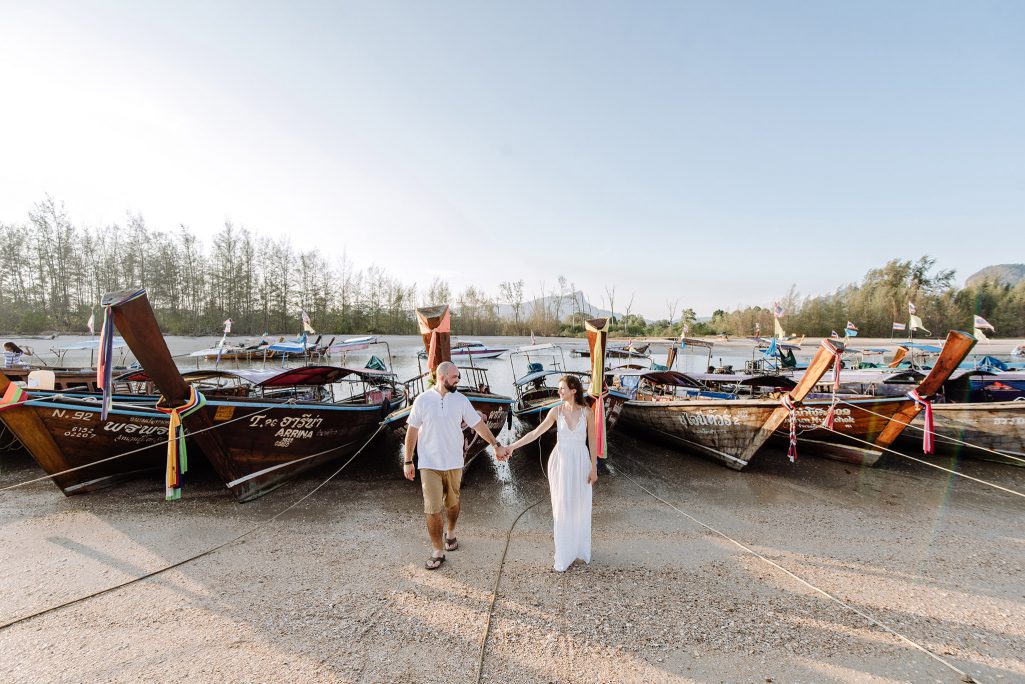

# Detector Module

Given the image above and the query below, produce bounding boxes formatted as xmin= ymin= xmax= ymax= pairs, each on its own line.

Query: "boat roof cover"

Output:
xmin=54 ymin=338 xmax=127 ymax=351
xmin=328 ymin=336 xmax=378 ymax=352
xmin=611 ymin=369 xmax=705 ymax=388
xmin=689 ymin=372 xmax=797 ymax=389
xmin=899 ymin=343 xmax=942 ymax=352
xmin=116 ymin=364 xmax=392 ymax=386
xmin=513 ymin=369 xmax=563 ymax=387
xmin=513 ymin=343 xmax=560 ymax=353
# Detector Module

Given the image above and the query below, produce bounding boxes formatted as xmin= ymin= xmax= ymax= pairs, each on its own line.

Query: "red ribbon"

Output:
xmin=907 ymin=389 xmax=934 ymax=454
xmin=782 ymin=394 xmax=798 ymax=462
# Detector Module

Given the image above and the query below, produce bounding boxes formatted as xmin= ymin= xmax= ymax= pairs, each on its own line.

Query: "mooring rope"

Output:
xmin=0 ymin=423 xmax=386 ymax=632
xmin=833 ymin=398 xmax=1025 ymax=467
xmin=613 ymin=452 xmax=978 ymax=684
xmin=817 ymin=400 xmax=1025 ymax=500
xmin=474 ymin=423 xmax=549 ymax=684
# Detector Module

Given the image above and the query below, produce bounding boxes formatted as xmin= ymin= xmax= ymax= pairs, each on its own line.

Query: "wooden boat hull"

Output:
xmin=897 ymin=401 xmax=1025 ymax=466
xmin=385 ymin=392 xmax=511 ymax=469
xmin=201 ymin=397 xmax=390 ymax=501
xmin=10 ymin=395 xmax=169 ymax=494
xmin=619 ymin=399 xmax=783 ymax=470
xmin=769 ymin=396 xmax=913 ymax=467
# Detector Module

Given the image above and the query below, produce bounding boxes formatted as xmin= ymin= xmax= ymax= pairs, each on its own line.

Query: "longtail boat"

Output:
xmin=383 ymin=304 xmax=512 ymax=469
xmin=615 ymin=339 xmax=843 ymax=470
xmin=774 ymin=330 xmax=977 ymax=466
xmin=903 ymin=401 xmax=1025 ymax=467
xmin=46 ymin=288 xmax=402 ymax=501
xmin=0 ymin=372 xmax=170 ymax=494
xmin=0 ymin=362 xmax=402 ymax=497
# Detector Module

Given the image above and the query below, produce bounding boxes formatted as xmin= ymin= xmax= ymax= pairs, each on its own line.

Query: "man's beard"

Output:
xmin=443 ymin=379 xmax=459 ymax=392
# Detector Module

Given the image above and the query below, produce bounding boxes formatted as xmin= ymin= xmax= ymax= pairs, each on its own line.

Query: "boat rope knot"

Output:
xmin=155 ymin=387 xmax=207 ymax=500
xmin=906 ymin=389 xmax=934 ymax=454
xmin=781 ymin=394 xmax=798 ymax=462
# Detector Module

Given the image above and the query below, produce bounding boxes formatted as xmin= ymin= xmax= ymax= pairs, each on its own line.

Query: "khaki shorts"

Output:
xmin=420 ymin=468 xmax=462 ymax=514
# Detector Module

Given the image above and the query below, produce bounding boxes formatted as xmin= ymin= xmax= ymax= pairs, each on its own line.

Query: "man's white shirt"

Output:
xmin=407 ymin=386 xmax=482 ymax=470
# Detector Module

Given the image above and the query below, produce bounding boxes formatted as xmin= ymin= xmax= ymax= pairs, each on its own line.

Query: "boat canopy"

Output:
xmin=512 ymin=342 xmax=560 ymax=353
xmin=612 ymin=369 xmax=705 ymax=388
xmin=899 ymin=343 xmax=942 ymax=352
xmin=328 ymin=336 xmax=377 ymax=353
xmin=117 ymin=364 xmax=391 ymax=387
xmin=53 ymin=338 xmax=126 ymax=351
xmin=513 ymin=369 xmax=563 ymax=387
xmin=689 ymin=372 xmax=797 ymax=389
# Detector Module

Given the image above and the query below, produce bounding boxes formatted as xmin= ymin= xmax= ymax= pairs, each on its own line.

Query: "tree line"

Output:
xmin=2 ymin=200 xmax=1020 ymax=340
xmin=708 ymin=257 xmax=1025 ymax=339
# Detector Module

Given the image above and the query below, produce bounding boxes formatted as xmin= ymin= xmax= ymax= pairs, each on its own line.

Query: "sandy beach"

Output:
xmin=2 ymin=420 xmax=1023 ymax=683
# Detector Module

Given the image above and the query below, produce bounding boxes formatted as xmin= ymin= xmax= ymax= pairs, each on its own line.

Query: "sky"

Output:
xmin=1 ymin=1 xmax=1022 ymax=318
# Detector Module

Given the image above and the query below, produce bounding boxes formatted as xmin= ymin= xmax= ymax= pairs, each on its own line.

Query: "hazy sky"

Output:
xmin=2 ymin=1 xmax=1022 ymax=317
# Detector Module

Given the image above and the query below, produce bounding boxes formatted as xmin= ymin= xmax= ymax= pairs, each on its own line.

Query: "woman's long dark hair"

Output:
xmin=560 ymin=374 xmax=589 ymax=407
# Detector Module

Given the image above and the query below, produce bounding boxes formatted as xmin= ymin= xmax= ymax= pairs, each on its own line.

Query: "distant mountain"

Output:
xmin=492 ymin=291 xmax=619 ymax=321
xmin=966 ymin=264 xmax=1025 ymax=289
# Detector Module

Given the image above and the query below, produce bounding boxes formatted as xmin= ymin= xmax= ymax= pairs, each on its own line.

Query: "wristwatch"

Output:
xmin=403 ymin=460 xmax=414 ymax=465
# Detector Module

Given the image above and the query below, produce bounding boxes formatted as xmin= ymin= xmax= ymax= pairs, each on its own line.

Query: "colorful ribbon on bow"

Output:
xmin=820 ymin=339 xmax=844 ymax=430
xmin=155 ymin=387 xmax=206 ymax=500
xmin=416 ymin=306 xmax=451 ymax=377
xmin=0 ymin=383 xmax=28 ymax=412
xmin=781 ymin=394 xmax=798 ymax=462
xmin=585 ymin=318 xmax=610 ymax=459
xmin=906 ymin=389 xmax=934 ymax=454
xmin=97 ymin=305 xmax=115 ymax=420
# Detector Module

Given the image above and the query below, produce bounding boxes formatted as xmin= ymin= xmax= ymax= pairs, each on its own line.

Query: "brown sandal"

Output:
xmin=425 ymin=554 xmax=445 ymax=570
xmin=444 ymin=533 xmax=459 ymax=552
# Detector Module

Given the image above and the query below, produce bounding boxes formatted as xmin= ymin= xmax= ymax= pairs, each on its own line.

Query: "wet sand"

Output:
xmin=1 ymin=423 xmax=1023 ymax=683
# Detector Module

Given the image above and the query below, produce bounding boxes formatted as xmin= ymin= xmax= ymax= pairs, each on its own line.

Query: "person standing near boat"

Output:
xmin=507 ymin=374 xmax=598 ymax=572
xmin=3 ymin=342 xmax=25 ymax=368
xmin=403 ymin=360 xmax=508 ymax=570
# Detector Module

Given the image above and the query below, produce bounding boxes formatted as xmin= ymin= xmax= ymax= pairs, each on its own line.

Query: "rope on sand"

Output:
xmin=832 ymin=397 xmax=1025 ymax=468
xmin=474 ymin=434 xmax=549 ymax=684
xmin=614 ymin=453 xmax=978 ymax=684
xmin=0 ymin=423 xmax=386 ymax=633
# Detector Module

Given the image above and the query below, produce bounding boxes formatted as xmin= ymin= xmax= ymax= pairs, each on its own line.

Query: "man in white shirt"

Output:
xmin=403 ymin=361 xmax=508 ymax=570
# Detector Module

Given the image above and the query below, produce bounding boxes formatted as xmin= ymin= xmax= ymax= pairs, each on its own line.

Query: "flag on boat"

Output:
xmin=773 ymin=316 xmax=785 ymax=340
xmin=86 ymin=311 xmax=95 ymax=336
xmin=908 ymin=301 xmax=917 ymax=315
xmin=973 ymin=315 xmax=995 ymax=331
xmin=530 ymin=330 xmax=536 ymax=345
xmin=845 ymin=321 xmax=858 ymax=337
xmin=301 ymin=310 xmax=315 ymax=334
xmin=974 ymin=327 xmax=990 ymax=342
xmin=773 ymin=302 xmax=785 ymax=318
xmin=909 ymin=314 xmax=929 ymax=334
xmin=223 ymin=318 xmax=233 ymax=334
xmin=830 ymin=330 xmax=839 ymax=339
xmin=892 ymin=322 xmax=906 ymax=331
xmin=754 ymin=321 xmax=761 ymax=336
xmin=682 ymin=322 xmax=690 ymax=336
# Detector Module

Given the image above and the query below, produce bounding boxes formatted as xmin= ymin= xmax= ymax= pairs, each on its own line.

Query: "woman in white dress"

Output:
xmin=508 ymin=374 xmax=598 ymax=572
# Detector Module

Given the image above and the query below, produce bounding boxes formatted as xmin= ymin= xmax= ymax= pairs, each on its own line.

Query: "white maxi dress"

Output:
xmin=548 ymin=409 xmax=593 ymax=572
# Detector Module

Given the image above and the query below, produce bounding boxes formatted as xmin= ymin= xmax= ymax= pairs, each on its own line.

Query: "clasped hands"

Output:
xmin=494 ymin=444 xmax=513 ymax=462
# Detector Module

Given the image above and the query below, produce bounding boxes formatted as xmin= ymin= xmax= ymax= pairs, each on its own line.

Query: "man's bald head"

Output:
xmin=436 ymin=361 xmax=460 ymax=393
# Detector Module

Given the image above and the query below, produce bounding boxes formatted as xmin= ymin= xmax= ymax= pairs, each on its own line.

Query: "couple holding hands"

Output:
xmin=403 ymin=361 xmax=598 ymax=571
